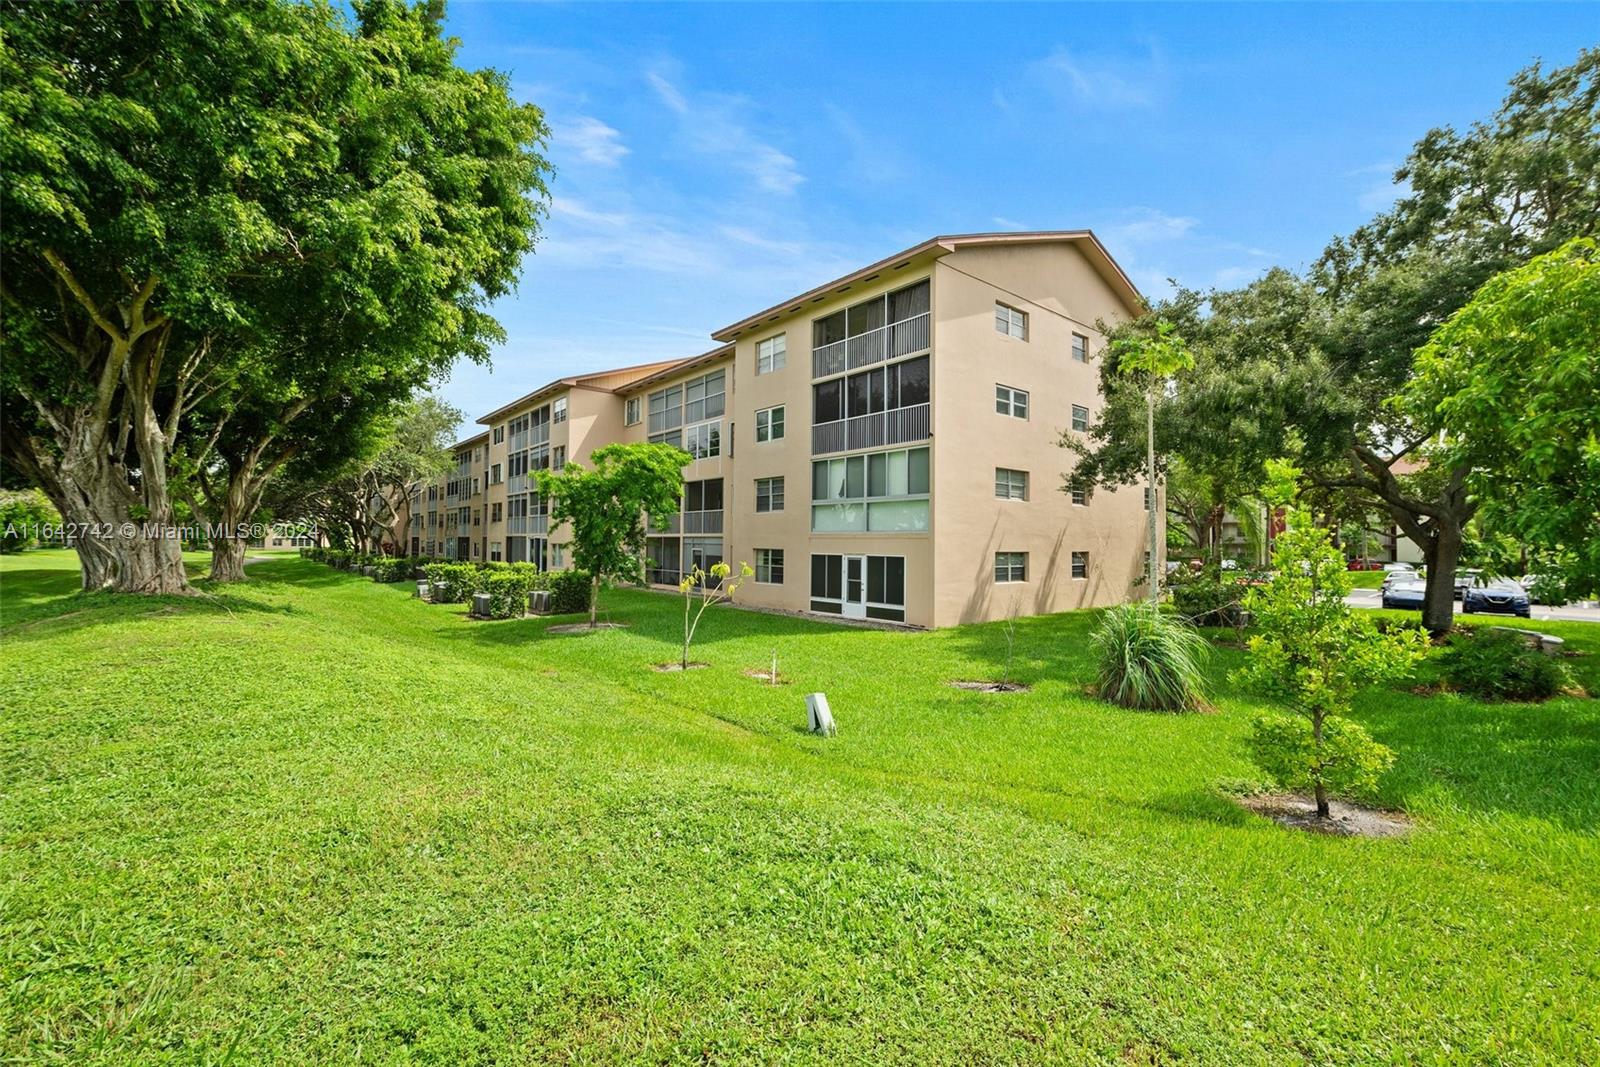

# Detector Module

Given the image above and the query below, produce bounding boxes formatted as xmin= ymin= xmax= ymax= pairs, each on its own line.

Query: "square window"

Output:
xmin=995 ymin=384 xmax=1029 ymax=419
xmin=1072 ymin=333 xmax=1089 ymax=362
xmin=995 ymin=551 xmax=1028 ymax=583
xmin=756 ymin=548 xmax=785 ymax=584
xmin=1072 ymin=551 xmax=1089 ymax=579
xmin=1071 ymin=404 xmax=1090 ymax=433
xmin=756 ymin=405 xmax=786 ymax=442
xmin=756 ymin=477 xmax=785 ymax=513
xmin=756 ymin=334 xmax=787 ymax=375
xmin=995 ymin=467 xmax=1028 ymax=501
xmin=995 ymin=301 xmax=1028 ymax=340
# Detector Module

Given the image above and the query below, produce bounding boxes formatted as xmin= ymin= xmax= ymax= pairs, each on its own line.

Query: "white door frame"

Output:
xmin=842 ymin=555 xmax=868 ymax=619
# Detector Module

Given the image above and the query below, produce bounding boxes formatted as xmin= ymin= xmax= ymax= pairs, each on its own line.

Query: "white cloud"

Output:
xmin=553 ymin=116 xmax=629 ymax=167
xmin=991 ymin=216 xmax=1028 ymax=230
xmin=1102 ymin=208 xmax=1199 ymax=246
xmin=646 ymin=65 xmax=804 ymax=195
xmin=1015 ymin=43 xmax=1168 ymax=112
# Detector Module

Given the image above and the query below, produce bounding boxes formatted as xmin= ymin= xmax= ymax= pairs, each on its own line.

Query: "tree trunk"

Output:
xmin=589 ymin=574 xmax=600 ymax=628
xmin=1420 ymin=522 xmax=1463 ymax=635
xmin=1146 ymin=389 xmax=1158 ymax=605
xmin=1311 ymin=709 xmax=1330 ymax=818
xmin=1314 ymin=781 xmax=1330 ymax=820
xmin=210 ymin=537 xmax=248 ymax=583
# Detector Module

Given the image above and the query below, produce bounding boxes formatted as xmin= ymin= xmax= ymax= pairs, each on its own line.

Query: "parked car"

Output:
xmin=1347 ymin=557 xmax=1384 ymax=571
xmin=1381 ymin=568 xmax=1419 ymax=593
xmin=1451 ymin=568 xmax=1483 ymax=599
xmin=1381 ymin=579 xmax=1427 ymax=611
xmin=1520 ymin=574 xmax=1567 ymax=606
xmin=1382 ymin=562 xmax=1416 ymax=574
xmin=1462 ymin=577 xmax=1531 ymax=618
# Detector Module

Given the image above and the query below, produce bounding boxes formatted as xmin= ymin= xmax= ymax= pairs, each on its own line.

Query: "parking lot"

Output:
xmin=1345 ymin=586 xmax=1600 ymax=623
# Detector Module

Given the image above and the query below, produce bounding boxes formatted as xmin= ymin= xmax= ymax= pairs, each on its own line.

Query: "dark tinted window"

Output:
xmin=814 ymin=379 xmax=843 ymax=423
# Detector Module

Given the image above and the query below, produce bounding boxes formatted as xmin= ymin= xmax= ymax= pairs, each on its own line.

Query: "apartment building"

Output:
xmin=390 ymin=231 xmax=1156 ymax=628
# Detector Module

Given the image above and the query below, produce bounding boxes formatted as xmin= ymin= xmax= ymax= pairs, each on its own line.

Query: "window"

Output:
xmin=756 ymin=548 xmax=784 ymax=584
xmin=755 ymin=477 xmax=785 ymax=513
xmin=472 ymin=541 xmax=480 ymax=559
xmin=995 ymin=468 xmax=1029 ymax=501
xmin=552 ymin=445 xmax=566 ymax=471
xmin=995 ymin=384 xmax=1029 ymax=419
xmin=1071 ymin=485 xmax=1089 ymax=506
xmin=685 ymin=420 xmax=721 ymax=460
xmin=1072 ymin=333 xmax=1089 ymax=362
xmin=1071 ymin=551 xmax=1089 ymax=579
xmin=755 ymin=405 xmax=785 ymax=442
xmin=813 ymin=354 xmax=930 ymax=424
xmin=490 ymin=542 xmax=502 ymax=562
xmin=551 ymin=543 xmax=565 ymax=568
xmin=492 ymin=502 xmax=502 ymax=523
xmin=756 ymin=334 xmax=787 ymax=375
xmin=995 ymin=552 xmax=1028 ymax=583
xmin=492 ymin=425 xmax=505 ymax=444
xmin=684 ymin=370 xmax=725 ymax=423
xmin=812 ymin=445 xmax=930 ymax=533
xmin=995 ymin=301 xmax=1028 ymax=340
xmin=810 ymin=554 xmax=906 ymax=621
xmin=1071 ymin=404 xmax=1090 ymax=433
xmin=473 ymin=509 xmax=481 ymax=527
xmin=812 ymin=280 xmax=930 ymax=377
xmin=625 ymin=397 xmax=642 ymax=426
xmin=553 ymin=397 xmax=567 ymax=424
xmin=648 ymin=385 xmax=683 ymax=435
xmin=489 ymin=463 xmax=502 ymax=485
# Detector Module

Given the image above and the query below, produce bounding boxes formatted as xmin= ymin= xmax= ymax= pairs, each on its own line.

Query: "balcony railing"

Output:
xmin=683 ymin=509 xmax=724 ymax=535
xmin=811 ymin=403 xmax=931 ymax=456
xmin=812 ymin=312 xmax=930 ymax=378
xmin=650 ymin=513 xmax=681 ymax=535
xmin=507 ymin=516 xmax=528 ymax=535
xmin=509 ymin=431 xmax=529 ymax=452
xmin=508 ymin=473 xmax=530 ymax=495
xmin=455 ymin=521 xmax=471 ymax=537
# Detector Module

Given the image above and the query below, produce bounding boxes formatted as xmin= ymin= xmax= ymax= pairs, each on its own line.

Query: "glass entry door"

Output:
xmin=843 ymin=555 xmax=867 ymax=618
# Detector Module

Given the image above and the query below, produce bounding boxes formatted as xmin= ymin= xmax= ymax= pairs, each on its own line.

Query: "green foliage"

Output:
xmin=1246 ymin=712 xmax=1396 ymax=800
xmin=1234 ymin=478 xmax=1429 ymax=811
xmin=423 ymin=562 xmax=476 ymax=604
xmin=0 ymin=489 xmax=59 ymax=552
xmin=1165 ymin=566 xmax=1246 ymax=628
xmin=1526 ymin=572 xmax=1568 ymax=606
xmin=678 ymin=560 xmax=754 ymax=668
xmin=1402 ymin=238 xmax=1600 ymax=600
xmin=479 ymin=570 xmax=536 ymax=620
xmin=547 ymin=570 xmax=594 ymax=615
xmin=536 ymin=443 xmax=690 ymax=622
xmin=1439 ymin=629 xmax=1572 ymax=701
xmin=1090 ymin=603 xmax=1209 ymax=712
xmin=369 ymin=557 xmax=412 ymax=584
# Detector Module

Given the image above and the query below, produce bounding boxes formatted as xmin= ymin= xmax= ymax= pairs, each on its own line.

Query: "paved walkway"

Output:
xmin=1344 ymin=587 xmax=1600 ymax=623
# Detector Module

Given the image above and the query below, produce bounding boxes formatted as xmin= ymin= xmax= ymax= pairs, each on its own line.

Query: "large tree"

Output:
xmin=1403 ymin=237 xmax=1600 ymax=600
xmin=0 ymin=0 xmax=548 ymax=593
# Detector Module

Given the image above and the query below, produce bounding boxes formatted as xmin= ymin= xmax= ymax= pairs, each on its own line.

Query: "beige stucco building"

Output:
xmin=392 ymin=231 xmax=1159 ymax=628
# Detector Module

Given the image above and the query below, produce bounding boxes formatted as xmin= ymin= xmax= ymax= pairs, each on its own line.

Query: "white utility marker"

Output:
xmin=806 ymin=693 xmax=836 ymax=737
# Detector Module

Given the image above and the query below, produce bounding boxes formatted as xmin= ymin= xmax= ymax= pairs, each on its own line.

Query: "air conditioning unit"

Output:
xmin=416 ymin=580 xmax=430 ymax=600
xmin=472 ymin=592 xmax=492 ymax=618
xmin=528 ymin=589 xmax=551 ymax=615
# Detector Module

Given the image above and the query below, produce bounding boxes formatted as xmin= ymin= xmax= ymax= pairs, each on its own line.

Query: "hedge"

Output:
xmin=478 ymin=571 xmax=537 ymax=618
xmin=423 ymin=562 xmax=478 ymax=603
xmin=548 ymin=570 xmax=592 ymax=615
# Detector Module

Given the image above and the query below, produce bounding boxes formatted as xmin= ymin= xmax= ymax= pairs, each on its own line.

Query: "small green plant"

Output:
xmin=678 ymin=560 xmax=753 ymax=669
xmin=1234 ymin=460 xmax=1429 ymax=818
xmin=1090 ymin=603 xmax=1209 ymax=712
xmin=1439 ymin=629 xmax=1570 ymax=701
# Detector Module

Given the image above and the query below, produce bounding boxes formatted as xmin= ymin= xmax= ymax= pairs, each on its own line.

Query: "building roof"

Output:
xmin=612 ymin=344 xmax=735 ymax=396
xmin=451 ymin=431 xmax=489 ymax=450
xmin=475 ymin=358 xmax=686 ymax=425
xmin=710 ymin=230 xmax=1145 ymax=342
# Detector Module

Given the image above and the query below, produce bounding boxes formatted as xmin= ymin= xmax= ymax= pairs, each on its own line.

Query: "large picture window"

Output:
xmin=685 ymin=420 xmax=721 ymax=460
xmin=811 ymin=446 xmax=929 ymax=532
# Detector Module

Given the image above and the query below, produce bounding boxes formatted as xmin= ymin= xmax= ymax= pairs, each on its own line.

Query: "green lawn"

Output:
xmin=3 ymin=550 xmax=1598 ymax=1065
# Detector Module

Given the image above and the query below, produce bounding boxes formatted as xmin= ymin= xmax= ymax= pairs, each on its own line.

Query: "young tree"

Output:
xmin=1235 ymin=462 xmax=1429 ymax=819
xmin=678 ymin=560 xmax=754 ymax=669
xmin=0 ymin=0 xmax=549 ymax=593
xmin=1402 ymin=237 xmax=1600 ymax=601
xmin=536 ymin=443 xmax=691 ymax=628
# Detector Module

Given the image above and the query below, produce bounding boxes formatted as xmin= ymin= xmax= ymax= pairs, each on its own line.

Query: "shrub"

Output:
xmin=1165 ymin=566 xmax=1245 ymax=627
xmin=547 ymin=570 xmax=593 ymax=615
xmin=1439 ymin=629 xmax=1570 ymax=701
xmin=1090 ymin=603 xmax=1209 ymax=712
xmin=480 ymin=570 xmax=536 ymax=619
xmin=0 ymin=488 xmax=60 ymax=552
xmin=370 ymin=557 xmax=411 ymax=583
xmin=423 ymin=562 xmax=477 ymax=604
xmin=325 ymin=548 xmax=355 ymax=570
xmin=1526 ymin=573 xmax=1567 ymax=606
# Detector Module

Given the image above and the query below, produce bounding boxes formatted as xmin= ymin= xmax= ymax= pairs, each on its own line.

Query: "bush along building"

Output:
xmin=390 ymin=231 xmax=1161 ymax=628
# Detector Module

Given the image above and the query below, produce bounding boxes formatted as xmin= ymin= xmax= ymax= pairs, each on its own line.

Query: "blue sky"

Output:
xmin=436 ymin=2 xmax=1593 ymax=436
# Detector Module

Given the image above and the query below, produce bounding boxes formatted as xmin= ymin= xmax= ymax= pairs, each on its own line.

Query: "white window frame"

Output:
xmin=755 ymin=405 xmax=785 ymax=443
xmin=1072 ymin=332 xmax=1089 ymax=362
xmin=1071 ymin=404 xmax=1090 ymax=433
xmin=756 ymin=334 xmax=787 ymax=376
xmin=625 ymin=396 xmax=642 ymax=426
xmin=995 ymin=467 xmax=1029 ymax=501
xmin=755 ymin=548 xmax=784 ymax=584
xmin=1071 ymin=485 xmax=1089 ymax=506
xmin=995 ymin=301 xmax=1027 ymax=340
xmin=755 ymin=476 xmax=785 ymax=513
xmin=995 ymin=384 xmax=1029 ymax=419
xmin=553 ymin=396 xmax=568 ymax=424
xmin=995 ymin=551 xmax=1028 ymax=583
xmin=685 ymin=420 xmax=721 ymax=460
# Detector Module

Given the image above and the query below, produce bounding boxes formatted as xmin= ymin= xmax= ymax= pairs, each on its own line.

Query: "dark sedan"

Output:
xmin=1462 ymin=577 xmax=1532 ymax=618
xmin=1381 ymin=579 xmax=1427 ymax=611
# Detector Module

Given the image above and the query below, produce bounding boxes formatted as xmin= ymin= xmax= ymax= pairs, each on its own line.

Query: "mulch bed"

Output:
xmin=741 ymin=668 xmax=792 ymax=685
xmin=651 ymin=662 xmax=708 ymax=672
xmin=1234 ymin=793 xmax=1414 ymax=838
xmin=546 ymin=622 xmax=629 ymax=635
xmin=947 ymin=680 xmax=1032 ymax=694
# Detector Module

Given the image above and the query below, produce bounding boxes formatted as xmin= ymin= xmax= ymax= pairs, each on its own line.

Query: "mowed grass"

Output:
xmin=2 ymin=550 xmax=1598 ymax=1065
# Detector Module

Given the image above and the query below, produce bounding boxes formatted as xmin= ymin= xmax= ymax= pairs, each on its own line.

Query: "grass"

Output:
xmin=2 ymin=549 xmax=1598 ymax=1065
